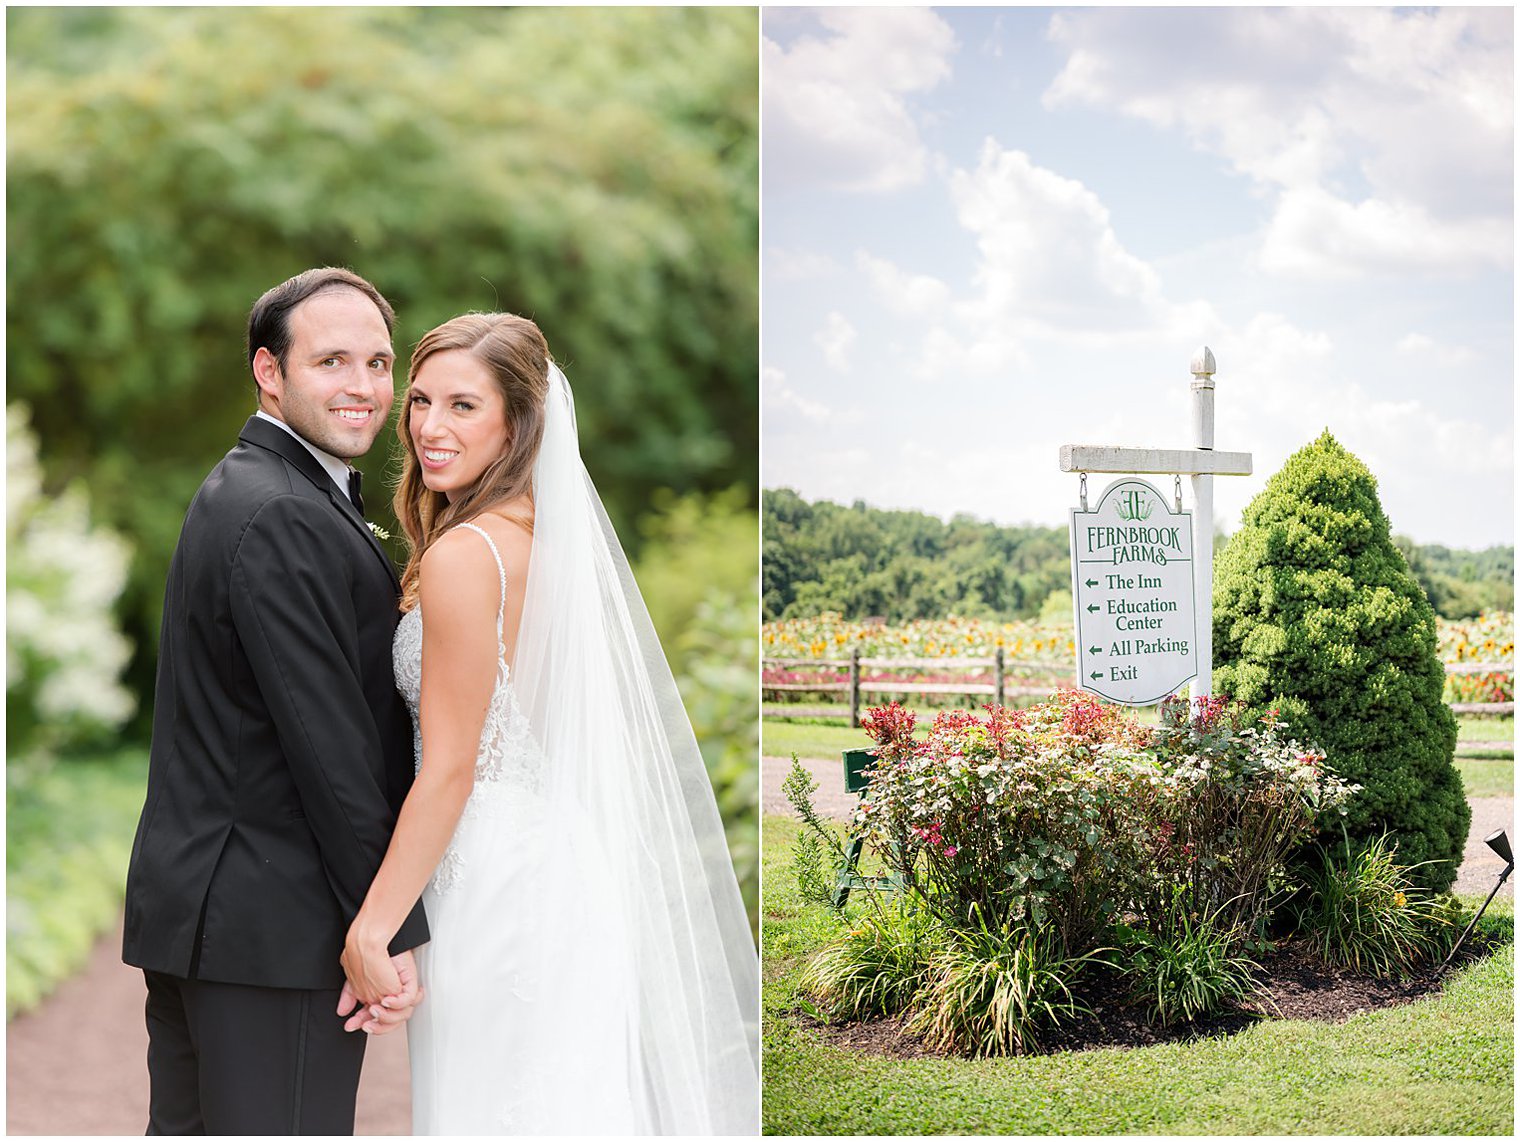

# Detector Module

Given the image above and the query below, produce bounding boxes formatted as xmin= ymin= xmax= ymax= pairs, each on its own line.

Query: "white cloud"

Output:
xmin=891 ymin=141 xmax=1219 ymax=372
xmin=762 ymin=365 xmax=830 ymax=423
xmin=1043 ymin=7 xmax=1513 ymax=278
xmin=951 ymin=142 xmax=1167 ymax=332
xmin=1204 ymin=315 xmax=1510 ymax=544
xmin=1259 ymin=186 xmax=1510 ymax=278
xmin=766 ymin=247 xmax=841 ymax=282
xmin=834 ymin=140 xmax=1225 ymax=384
xmin=763 ymin=7 xmax=957 ymax=193
xmin=813 ymin=312 xmax=857 ymax=373
xmin=1394 ymin=331 xmax=1478 ymax=367
xmin=855 ymin=251 xmax=952 ymax=318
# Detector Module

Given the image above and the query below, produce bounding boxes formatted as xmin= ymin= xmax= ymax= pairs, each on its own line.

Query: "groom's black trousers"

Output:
xmin=143 ymin=971 xmax=367 ymax=1135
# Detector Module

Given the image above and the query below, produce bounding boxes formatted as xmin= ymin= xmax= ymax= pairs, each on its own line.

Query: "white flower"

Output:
xmin=367 ymin=521 xmax=392 ymax=541
xmin=7 ymin=401 xmax=136 ymax=745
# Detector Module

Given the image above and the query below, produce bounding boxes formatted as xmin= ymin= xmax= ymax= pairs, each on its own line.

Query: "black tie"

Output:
xmin=348 ymin=469 xmax=365 ymax=516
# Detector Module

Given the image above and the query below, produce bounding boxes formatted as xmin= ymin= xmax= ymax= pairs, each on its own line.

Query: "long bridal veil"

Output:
xmin=506 ymin=362 xmax=758 ymax=1134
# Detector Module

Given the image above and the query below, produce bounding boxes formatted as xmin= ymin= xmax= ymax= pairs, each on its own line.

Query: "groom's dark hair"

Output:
xmin=246 ymin=267 xmax=396 ymax=379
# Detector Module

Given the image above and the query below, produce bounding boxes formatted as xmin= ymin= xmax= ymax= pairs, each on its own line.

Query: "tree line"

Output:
xmin=764 ymin=487 xmax=1513 ymax=624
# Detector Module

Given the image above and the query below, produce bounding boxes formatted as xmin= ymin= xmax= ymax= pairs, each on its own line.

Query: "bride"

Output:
xmin=337 ymin=313 xmax=758 ymax=1134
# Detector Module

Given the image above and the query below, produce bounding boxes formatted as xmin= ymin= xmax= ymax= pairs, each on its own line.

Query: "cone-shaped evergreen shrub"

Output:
xmin=1212 ymin=431 xmax=1467 ymax=892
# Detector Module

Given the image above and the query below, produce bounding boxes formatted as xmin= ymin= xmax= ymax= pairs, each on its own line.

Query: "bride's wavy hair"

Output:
xmin=393 ymin=312 xmax=551 ymax=609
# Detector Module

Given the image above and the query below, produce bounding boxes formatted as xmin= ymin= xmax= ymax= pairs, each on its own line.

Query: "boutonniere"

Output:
xmin=367 ymin=522 xmax=392 ymax=541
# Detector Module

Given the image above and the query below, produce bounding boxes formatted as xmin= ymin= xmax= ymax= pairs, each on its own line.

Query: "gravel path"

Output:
xmin=1456 ymin=796 xmax=1516 ymax=898
xmin=5 ymin=918 xmax=410 ymax=1136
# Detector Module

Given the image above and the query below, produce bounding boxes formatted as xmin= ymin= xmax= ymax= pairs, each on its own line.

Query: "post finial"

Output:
xmin=1190 ymin=345 xmax=1216 ymax=377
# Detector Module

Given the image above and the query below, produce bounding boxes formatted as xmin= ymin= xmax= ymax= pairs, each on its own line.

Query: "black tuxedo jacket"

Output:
xmin=123 ymin=416 xmax=427 ymax=990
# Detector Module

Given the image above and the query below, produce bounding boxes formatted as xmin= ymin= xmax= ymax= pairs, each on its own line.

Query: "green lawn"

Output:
xmin=1456 ymin=714 xmax=1514 ymax=743
xmin=761 ymin=814 xmax=1515 ymax=1136
xmin=1457 ymin=758 xmax=1514 ymax=799
xmin=762 ymin=719 xmax=880 ymax=760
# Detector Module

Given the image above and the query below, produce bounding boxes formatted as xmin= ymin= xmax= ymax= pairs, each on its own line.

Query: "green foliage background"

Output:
xmin=7 ymin=6 xmax=761 ymax=958
xmin=8 ymin=5 xmax=757 ymax=726
xmin=764 ymin=488 xmax=1512 ymax=626
xmin=1212 ymin=432 xmax=1469 ymax=891
xmin=633 ymin=489 xmax=759 ymax=929
xmin=7 ymin=752 xmax=149 ymax=1017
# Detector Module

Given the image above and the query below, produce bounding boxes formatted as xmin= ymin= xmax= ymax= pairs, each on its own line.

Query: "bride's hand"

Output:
xmin=338 ymin=950 xmax=423 ymax=1035
xmin=341 ymin=919 xmax=404 ymax=1006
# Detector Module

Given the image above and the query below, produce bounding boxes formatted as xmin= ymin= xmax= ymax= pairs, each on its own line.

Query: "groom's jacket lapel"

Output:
xmin=237 ymin=417 xmax=400 ymax=592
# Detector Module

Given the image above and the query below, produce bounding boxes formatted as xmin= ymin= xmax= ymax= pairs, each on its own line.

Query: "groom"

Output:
xmin=123 ymin=268 xmax=428 ymax=1134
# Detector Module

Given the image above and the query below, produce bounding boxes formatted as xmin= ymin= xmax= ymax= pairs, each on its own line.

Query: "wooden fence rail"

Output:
xmin=762 ymin=652 xmax=1515 ymax=725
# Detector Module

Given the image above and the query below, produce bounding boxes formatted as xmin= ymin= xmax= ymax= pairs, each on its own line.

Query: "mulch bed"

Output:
xmin=794 ymin=933 xmax=1506 ymax=1059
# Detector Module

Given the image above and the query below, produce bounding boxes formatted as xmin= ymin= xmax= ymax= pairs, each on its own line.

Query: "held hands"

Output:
xmin=338 ymin=944 xmax=424 ymax=1035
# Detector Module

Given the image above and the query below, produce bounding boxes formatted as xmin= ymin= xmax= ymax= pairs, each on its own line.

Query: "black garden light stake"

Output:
xmin=1440 ymin=829 xmax=1513 ymax=972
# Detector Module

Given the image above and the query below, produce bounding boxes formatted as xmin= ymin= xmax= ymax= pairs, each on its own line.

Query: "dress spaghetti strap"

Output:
xmin=453 ymin=522 xmax=507 ymax=660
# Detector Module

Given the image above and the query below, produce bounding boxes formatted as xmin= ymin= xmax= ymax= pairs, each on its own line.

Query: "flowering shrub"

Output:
xmin=7 ymin=403 xmax=136 ymax=762
xmin=1138 ymin=696 xmax=1360 ymax=937
xmin=852 ymin=692 xmax=1356 ymax=956
xmin=858 ymin=698 xmax=1108 ymax=950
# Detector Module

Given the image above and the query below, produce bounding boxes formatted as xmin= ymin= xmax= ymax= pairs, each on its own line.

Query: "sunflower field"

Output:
xmin=763 ymin=612 xmax=1513 ymax=710
xmin=1439 ymin=612 xmax=1515 ymax=705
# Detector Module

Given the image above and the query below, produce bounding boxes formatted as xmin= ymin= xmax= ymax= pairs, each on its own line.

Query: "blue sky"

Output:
xmin=762 ymin=7 xmax=1513 ymax=549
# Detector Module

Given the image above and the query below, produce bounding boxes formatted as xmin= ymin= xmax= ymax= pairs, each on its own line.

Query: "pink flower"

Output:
xmin=943 ymin=846 xmax=958 ymax=858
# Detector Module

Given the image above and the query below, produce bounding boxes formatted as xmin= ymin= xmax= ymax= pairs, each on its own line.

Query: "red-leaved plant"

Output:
xmin=854 ymin=691 xmax=1356 ymax=956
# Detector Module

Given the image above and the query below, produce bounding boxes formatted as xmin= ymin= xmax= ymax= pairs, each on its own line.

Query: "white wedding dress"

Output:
xmin=394 ymin=522 xmax=638 ymax=1135
xmin=389 ymin=361 xmax=757 ymax=1136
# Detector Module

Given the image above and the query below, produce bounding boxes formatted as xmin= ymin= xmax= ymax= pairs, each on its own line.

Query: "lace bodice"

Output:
xmin=393 ymin=522 xmax=545 ymax=893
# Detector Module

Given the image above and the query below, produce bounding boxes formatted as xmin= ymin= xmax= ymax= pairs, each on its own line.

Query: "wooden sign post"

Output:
xmin=1059 ymin=347 xmax=1252 ymax=704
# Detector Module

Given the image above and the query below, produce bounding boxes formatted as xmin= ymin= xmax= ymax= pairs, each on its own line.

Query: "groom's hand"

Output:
xmin=339 ymin=949 xmax=423 ymax=1034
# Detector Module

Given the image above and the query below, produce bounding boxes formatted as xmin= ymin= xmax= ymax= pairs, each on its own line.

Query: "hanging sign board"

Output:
xmin=1069 ymin=477 xmax=1198 ymax=706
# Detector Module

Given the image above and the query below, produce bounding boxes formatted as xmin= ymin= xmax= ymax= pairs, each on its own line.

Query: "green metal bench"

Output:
xmin=833 ymin=747 xmax=905 ymax=907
